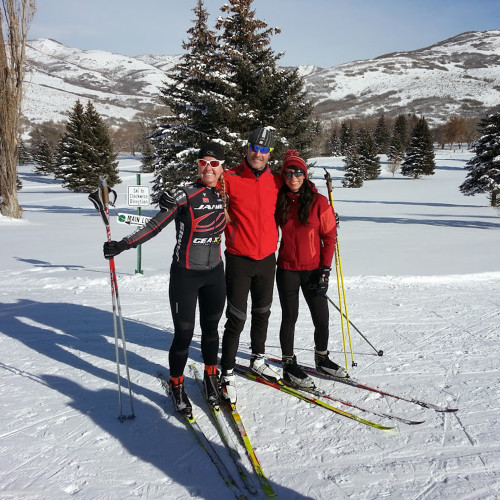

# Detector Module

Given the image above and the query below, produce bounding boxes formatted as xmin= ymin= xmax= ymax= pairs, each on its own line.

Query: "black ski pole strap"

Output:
xmin=88 ymin=178 xmax=117 ymax=226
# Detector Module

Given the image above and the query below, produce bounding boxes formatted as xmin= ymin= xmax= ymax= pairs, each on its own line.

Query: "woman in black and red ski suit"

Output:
xmin=103 ymin=142 xmax=228 ymax=415
xmin=275 ymin=149 xmax=347 ymax=390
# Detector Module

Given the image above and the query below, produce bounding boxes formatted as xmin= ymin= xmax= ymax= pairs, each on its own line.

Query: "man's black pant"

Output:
xmin=221 ymin=252 xmax=276 ymax=371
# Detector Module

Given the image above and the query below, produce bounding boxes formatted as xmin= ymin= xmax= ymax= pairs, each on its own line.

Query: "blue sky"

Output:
xmin=29 ymin=0 xmax=499 ymax=67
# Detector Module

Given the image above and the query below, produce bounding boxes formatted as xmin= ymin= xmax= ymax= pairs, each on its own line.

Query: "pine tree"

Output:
xmin=56 ymin=100 xmax=88 ymax=189
xmin=388 ymin=114 xmax=408 ymax=164
xmin=339 ymin=122 xmax=355 ymax=155
xmin=147 ymin=0 xmax=314 ymax=193
xmin=32 ymin=139 xmax=54 ymax=175
xmin=56 ymin=100 xmax=120 ymax=192
xmin=342 ymin=145 xmax=364 ymax=188
xmin=401 ymin=116 xmax=435 ymax=179
xmin=147 ymin=0 xmax=232 ymax=196
xmin=84 ymin=101 xmax=120 ymax=187
xmin=459 ymin=113 xmax=500 ymax=207
xmin=140 ymin=140 xmax=155 ymax=173
xmin=374 ymin=115 xmax=390 ymax=154
xmin=357 ymin=127 xmax=381 ymax=180
xmin=325 ymin=126 xmax=341 ymax=156
xmin=215 ymin=0 xmax=314 ymax=167
xmin=387 ymin=134 xmax=405 ymax=166
xmin=18 ymin=139 xmax=31 ymax=165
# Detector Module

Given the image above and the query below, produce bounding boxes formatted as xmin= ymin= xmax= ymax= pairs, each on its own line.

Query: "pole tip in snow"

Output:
xmin=378 ymin=350 xmax=384 ymax=356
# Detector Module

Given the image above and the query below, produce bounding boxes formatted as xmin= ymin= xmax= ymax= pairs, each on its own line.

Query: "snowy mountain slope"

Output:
xmin=23 ymin=39 xmax=180 ymax=126
xmin=1 ymin=150 xmax=499 ymax=499
xmin=22 ymin=30 xmax=500 ymax=129
xmin=306 ymin=30 xmax=500 ymax=124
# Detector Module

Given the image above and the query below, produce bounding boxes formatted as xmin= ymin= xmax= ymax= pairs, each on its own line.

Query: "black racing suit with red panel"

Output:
xmin=122 ymin=182 xmax=226 ymax=376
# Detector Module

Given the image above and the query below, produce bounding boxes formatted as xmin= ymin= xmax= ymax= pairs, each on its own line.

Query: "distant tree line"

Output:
xmin=24 ymin=104 xmax=499 ymax=204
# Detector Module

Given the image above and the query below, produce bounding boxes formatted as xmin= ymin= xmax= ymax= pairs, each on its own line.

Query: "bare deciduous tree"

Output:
xmin=0 ymin=0 xmax=36 ymax=218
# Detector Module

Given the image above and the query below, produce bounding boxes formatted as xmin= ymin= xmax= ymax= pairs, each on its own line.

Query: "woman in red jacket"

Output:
xmin=275 ymin=149 xmax=347 ymax=389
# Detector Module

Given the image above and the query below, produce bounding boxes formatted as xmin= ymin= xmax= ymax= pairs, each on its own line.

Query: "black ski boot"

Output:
xmin=283 ymin=355 xmax=315 ymax=389
xmin=203 ymin=366 xmax=221 ymax=408
xmin=315 ymin=351 xmax=348 ymax=378
xmin=169 ymin=376 xmax=192 ymax=416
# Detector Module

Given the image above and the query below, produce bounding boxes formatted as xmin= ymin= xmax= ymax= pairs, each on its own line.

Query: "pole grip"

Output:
xmin=100 ymin=177 xmax=110 ymax=205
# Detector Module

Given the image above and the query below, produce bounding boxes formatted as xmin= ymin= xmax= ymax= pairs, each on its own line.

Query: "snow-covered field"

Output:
xmin=1 ymin=150 xmax=499 ymax=499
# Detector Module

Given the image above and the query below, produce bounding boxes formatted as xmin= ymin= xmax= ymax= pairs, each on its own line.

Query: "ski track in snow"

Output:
xmin=1 ymin=151 xmax=499 ymax=499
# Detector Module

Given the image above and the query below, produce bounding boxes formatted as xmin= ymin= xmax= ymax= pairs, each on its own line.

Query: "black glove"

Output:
xmin=335 ymin=212 xmax=340 ymax=227
xmin=315 ymin=266 xmax=331 ymax=296
xmin=103 ymin=240 xmax=127 ymax=260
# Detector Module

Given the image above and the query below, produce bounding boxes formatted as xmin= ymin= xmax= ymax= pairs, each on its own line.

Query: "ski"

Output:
xmin=156 ymin=372 xmax=248 ymax=500
xmin=223 ymin=400 xmax=277 ymax=497
xmin=234 ymin=365 xmax=396 ymax=433
xmin=268 ymin=357 xmax=458 ymax=413
xmin=189 ymin=364 xmax=258 ymax=496
xmin=291 ymin=383 xmax=423 ymax=426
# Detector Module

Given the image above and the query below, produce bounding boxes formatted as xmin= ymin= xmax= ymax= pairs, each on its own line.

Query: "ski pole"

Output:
xmin=89 ymin=177 xmax=135 ymax=421
xmin=323 ymin=168 xmax=356 ymax=368
xmin=324 ymin=294 xmax=383 ymax=357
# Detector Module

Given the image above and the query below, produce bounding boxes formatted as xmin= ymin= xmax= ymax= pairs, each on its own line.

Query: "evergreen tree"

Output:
xmin=374 ymin=115 xmax=390 ymax=154
xmin=215 ymin=0 xmax=314 ymax=167
xmin=388 ymin=114 xmax=408 ymax=163
xmin=55 ymin=100 xmax=88 ymax=189
xmin=56 ymin=100 xmax=120 ymax=192
xmin=18 ymin=139 xmax=31 ymax=165
xmin=147 ymin=0 xmax=314 ymax=193
xmin=459 ymin=113 xmax=500 ymax=207
xmin=401 ymin=116 xmax=435 ymax=179
xmin=32 ymin=139 xmax=54 ymax=175
xmin=147 ymin=0 xmax=232 ymax=196
xmin=339 ymin=122 xmax=355 ymax=155
xmin=325 ymin=126 xmax=341 ymax=156
xmin=387 ymin=133 xmax=405 ymax=166
xmin=342 ymin=145 xmax=364 ymax=188
xmin=357 ymin=127 xmax=381 ymax=180
xmin=84 ymin=101 xmax=120 ymax=187
xmin=140 ymin=140 xmax=155 ymax=173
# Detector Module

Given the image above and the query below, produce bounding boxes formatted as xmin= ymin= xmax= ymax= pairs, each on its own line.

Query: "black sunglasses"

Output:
xmin=284 ymin=170 xmax=305 ymax=179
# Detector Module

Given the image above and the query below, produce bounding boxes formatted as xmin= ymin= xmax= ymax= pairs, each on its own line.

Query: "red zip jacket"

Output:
xmin=223 ymin=160 xmax=282 ymax=260
xmin=277 ymin=190 xmax=337 ymax=271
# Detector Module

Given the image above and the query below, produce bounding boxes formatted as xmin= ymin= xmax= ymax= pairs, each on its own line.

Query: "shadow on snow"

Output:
xmin=0 ymin=298 xmax=309 ymax=499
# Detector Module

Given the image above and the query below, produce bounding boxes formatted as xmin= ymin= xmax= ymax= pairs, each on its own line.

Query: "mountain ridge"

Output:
xmin=22 ymin=30 xmax=500 ymax=129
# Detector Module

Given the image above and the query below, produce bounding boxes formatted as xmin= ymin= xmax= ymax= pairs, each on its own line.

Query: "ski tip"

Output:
xmin=383 ymin=426 xmax=399 ymax=435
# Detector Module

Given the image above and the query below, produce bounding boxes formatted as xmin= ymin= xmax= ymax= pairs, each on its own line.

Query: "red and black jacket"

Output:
xmin=123 ymin=182 xmax=226 ymax=270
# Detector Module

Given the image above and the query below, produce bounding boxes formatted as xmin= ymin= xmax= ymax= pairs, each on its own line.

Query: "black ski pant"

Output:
xmin=221 ymin=252 xmax=276 ymax=372
xmin=276 ymin=267 xmax=330 ymax=357
xmin=168 ymin=262 xmax=226 ymax=377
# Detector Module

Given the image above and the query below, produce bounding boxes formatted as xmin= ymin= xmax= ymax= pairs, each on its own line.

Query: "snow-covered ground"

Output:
xmin=1 ymin=150 xmax=499 ymax=499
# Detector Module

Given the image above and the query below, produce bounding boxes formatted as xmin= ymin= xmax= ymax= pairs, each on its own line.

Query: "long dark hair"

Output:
xmin=275 ymin=180 xmax=314 ymax=226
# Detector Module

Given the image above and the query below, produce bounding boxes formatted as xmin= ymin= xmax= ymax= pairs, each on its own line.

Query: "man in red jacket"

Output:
xmin=219 ymin=127 xmax=282 ymax=404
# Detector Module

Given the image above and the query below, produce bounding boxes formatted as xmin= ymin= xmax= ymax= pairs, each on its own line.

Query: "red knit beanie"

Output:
xmin=282 ymin=149 xmax=308 ymax=179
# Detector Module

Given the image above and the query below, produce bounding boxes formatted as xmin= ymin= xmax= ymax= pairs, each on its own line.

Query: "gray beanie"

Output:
xmin=199 ymin=142 xmax=225 ymax=161
xmin=248 ymin=127 xmax=275 ymax=148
